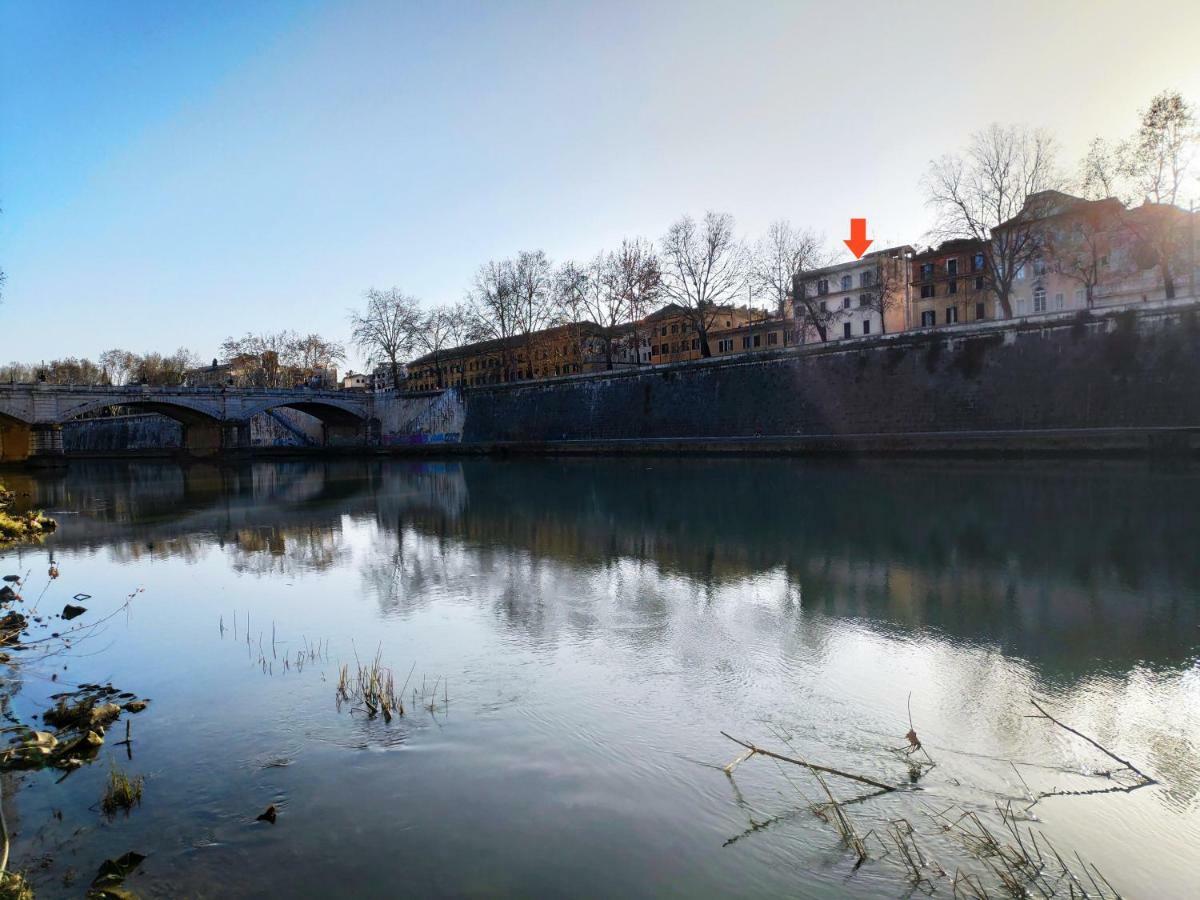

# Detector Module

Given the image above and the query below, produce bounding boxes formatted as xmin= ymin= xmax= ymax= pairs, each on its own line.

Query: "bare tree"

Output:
xmin=659 ymin=211 xmax=747 ymax=356
xmin=466 ymin=260 xmax=521 ymax=381
xmin=1123 ymin=91 xmax=1196 ymax=298
xmin=925 ymin=124 xmax=1063 ymax=318
xmin=99 ymin=349 xmax=138 ymax=386
xmin=557 ymin=254 xmax=630 ymax=370
xmin=290 ymin=333 xmax=346 ymax=386
xmin=752 ymin=219 xmax=835 ymax=342
xmin=413 ymin=303 xmax=469 ymax=389
xmin=509 ymin=250 xmax=557 ymax=374
xmin=349 ymin=288 xmax=421 ymax=390
xmin=604 ymin=237 xmax=660 ymax=366
xmin=1077 ymin=91 xmax=1197 ymax=299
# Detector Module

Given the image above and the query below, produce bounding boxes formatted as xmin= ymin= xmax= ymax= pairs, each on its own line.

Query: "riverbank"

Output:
xmin=0 ymin=458 xmax=1196 ymax=896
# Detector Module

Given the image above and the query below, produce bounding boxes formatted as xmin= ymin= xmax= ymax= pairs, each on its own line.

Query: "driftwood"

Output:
xmin=720 ymin=732 xmax=896 ymax=792
xmin=1026 ymin=698 xmax=1156 ymax=785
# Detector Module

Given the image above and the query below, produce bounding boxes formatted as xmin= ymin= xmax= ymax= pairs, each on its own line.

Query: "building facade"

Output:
xmin=908 ymin=239 xmax=994 ymax=328
xmin=792 ymin=246 xmax=913 ymax=341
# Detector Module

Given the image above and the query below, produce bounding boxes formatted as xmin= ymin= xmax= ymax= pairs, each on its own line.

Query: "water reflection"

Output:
xmin=20 ymin=457 xmax=1200 ymax=678
xmin=4 ymin=457 xmax=1199 ymax=898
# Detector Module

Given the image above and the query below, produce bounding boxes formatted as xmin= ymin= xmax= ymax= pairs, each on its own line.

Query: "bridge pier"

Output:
xmin=28 ymin=424 xmax=65 ymax=466
xmin=322 ymin=421 xmax=367 ymax=447
xmin=223 ymin=421 xmax=252 ymax=451
xmin=0 ymin=421 xmax=32 ymax=463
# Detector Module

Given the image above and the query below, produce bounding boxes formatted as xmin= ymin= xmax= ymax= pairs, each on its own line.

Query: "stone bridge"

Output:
xmin=0 ymin=384 xmax=376 ymax=461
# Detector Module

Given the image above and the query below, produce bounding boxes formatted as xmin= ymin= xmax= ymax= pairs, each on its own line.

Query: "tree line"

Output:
xmin=0 ymin=331 xmax=346 ymax=388
xmin=351 ymin=89 xmax=1196 ymax=388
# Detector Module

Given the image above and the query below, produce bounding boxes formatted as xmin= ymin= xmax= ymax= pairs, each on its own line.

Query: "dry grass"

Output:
xmin=100 ymin=763 xmax=144 ymax=816
xmin=336 ymin=649 xmax=410 ymax=722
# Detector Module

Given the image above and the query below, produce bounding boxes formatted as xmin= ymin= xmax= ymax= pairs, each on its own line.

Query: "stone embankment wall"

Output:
xmin=451 ymin=300 xmax=1200 ymax=452
xmin=29 ymin=300 xmax=1200 ymax=459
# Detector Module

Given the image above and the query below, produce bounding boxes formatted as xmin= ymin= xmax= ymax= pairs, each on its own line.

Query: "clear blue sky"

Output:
xmin=3 ymin=0 xmax=1198 ymax=369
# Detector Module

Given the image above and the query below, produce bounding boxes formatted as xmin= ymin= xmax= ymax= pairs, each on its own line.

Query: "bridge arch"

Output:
xmin=238 ymin=397 xmax=369 ymax=425
xmin=53 ymin=395 xmax=224 ymax=425
xmin=239 ymin=398 xmax=373 ymax=448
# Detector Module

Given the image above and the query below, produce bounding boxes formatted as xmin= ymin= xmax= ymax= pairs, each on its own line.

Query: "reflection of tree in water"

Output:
xmin=226 ymin=524 xmax=346 ymax=576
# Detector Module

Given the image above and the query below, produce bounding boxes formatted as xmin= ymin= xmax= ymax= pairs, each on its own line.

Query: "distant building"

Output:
xmin=792 ymin=247 xmax=913 ymax=341
xmin=996 ymin=191 xmax=1200 ymax=317
xmin=909 ymin=239 xmax=994 ymax=328
xmin=644 ymin=303 xmax=754 ymax=364
xmin=184 ymin=356 xmax=259 ymax=387
xmin=341 ymin=372 xmax=371 ymax=391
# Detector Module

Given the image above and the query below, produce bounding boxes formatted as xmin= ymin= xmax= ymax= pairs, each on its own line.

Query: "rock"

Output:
xmin=0 ymin=585 xmax=16 ymax=602
xmin=256 ymin=804 xmax=277 ymax=824
xmin=30 ymin=730 xmax=58 ymax=750
xmin=83 ymin=730 xmax=104 ymax=749
xmin=61 ymin=603 xmax=87 ymax=621
xmin=90 ymin=703 xmax=122 ymax=728
xmin=122 ymin=700 xmax=148 ymax=714
xmin=1 ymin=575 xmax=19 ymax=582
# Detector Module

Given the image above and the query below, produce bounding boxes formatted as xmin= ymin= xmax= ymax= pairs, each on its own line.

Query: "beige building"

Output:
xmin=792 ymin=246 xmax=913 ymax=341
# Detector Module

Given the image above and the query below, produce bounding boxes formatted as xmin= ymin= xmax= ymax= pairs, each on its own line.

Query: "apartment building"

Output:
xmin=909 ymin=239 xmax=994 ymax=328
xmin=644 ymin=304 xmax=754 ymax=364
xmin=792 ymin=246 xmax=913 ymax=341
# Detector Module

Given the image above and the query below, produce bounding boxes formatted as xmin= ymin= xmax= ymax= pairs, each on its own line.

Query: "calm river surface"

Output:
xmin=1 ymin=458 xmax=1198 ymax=898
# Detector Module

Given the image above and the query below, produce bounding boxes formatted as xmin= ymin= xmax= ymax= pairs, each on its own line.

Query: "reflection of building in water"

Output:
xmin=19 ymin=457 xmax=1200 ymax=677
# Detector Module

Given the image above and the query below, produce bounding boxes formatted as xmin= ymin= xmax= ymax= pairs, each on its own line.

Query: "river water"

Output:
xmin=1 ymin=458 xmax=1197 ymax=898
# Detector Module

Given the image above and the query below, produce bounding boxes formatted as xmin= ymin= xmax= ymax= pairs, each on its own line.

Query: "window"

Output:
xmin=660 ymin=326 xmax=667 ymax=336
xmin=1033 ymin=259 xmax=1046 ymax=276
xmin=1075 ymin=288 xmax=1086 ymax=306
xmin=861 ymin=271 xmax=874 ymax=287
xmin=1017 ymin=298 xmax=1026 ymax=314
xmin=842 ymin=297 xmax=851 ymax=310
xmin=946 ymin=258 xmax=958 ymax=276
xmin=843 ymin=322 xmax=852 ymax=338
xmin=767 ymin=331 xmax=778 ymax=346
xmin=753 ymin=334 xmax=761 ymax=348
xmin=973 ymin=252 xmax=985 ymax=272
xmin=862 ymin=319 xmax=871 ymax=335
xmin=975 ymin=276 xmax=985 ymax=290
xmin=1054 ymin=292 xmax=1064 ymax=311
xmin=670 ymin=323 xmax=678 ymax=334
xmin=691 ymin=339 xmax=698 ymax=350
xmin=921 ymin=310 xmax=935 ymax=327
xmin=841 ymin=274 xmax=852 ymax=290
xmin=948 ymin=279 xmax=958 ymax=295
xmin=1033 ymin=287 xmax=1047 ymax=313
xmin=817 ymin=279 xmax=829 ymax=295
xmin=742 ymin=336 xmax=751 ymax=349
xmin=651 ymin=345 xmax=658 ymax=356
xmin=859 ymin=293 xmax=870 ymax=307
xmin=946 ymin=307 xmax=958 ymax=324
xmin=1016 ymin=264 xmax=1025 ymax=281
xmin=975 ymin=302 xmax=985 ymax=320
xmin=921 ymin=284 xmax=936 ymax=299
xmin=717 ymin=338 xmax=733 ymax=353
xmin=920 ymin=262 xmax=935 ymax=281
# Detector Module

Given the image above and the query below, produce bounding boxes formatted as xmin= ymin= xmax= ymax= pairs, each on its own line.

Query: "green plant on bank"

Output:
xmin=100 ymin=763 xmax=144 ymax=817
xmin=0 ymin=872 xmax=34 ymax=900
xmin=0 ymin=483 xmax=55 ymax=544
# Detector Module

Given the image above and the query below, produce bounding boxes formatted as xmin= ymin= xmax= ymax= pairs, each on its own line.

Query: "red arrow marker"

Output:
xmin=844 ymin=218 xmax=873 ymax=259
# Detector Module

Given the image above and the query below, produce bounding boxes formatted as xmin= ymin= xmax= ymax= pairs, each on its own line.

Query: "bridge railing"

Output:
xmin=0 ymin=383 xmax=358 ymax=400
